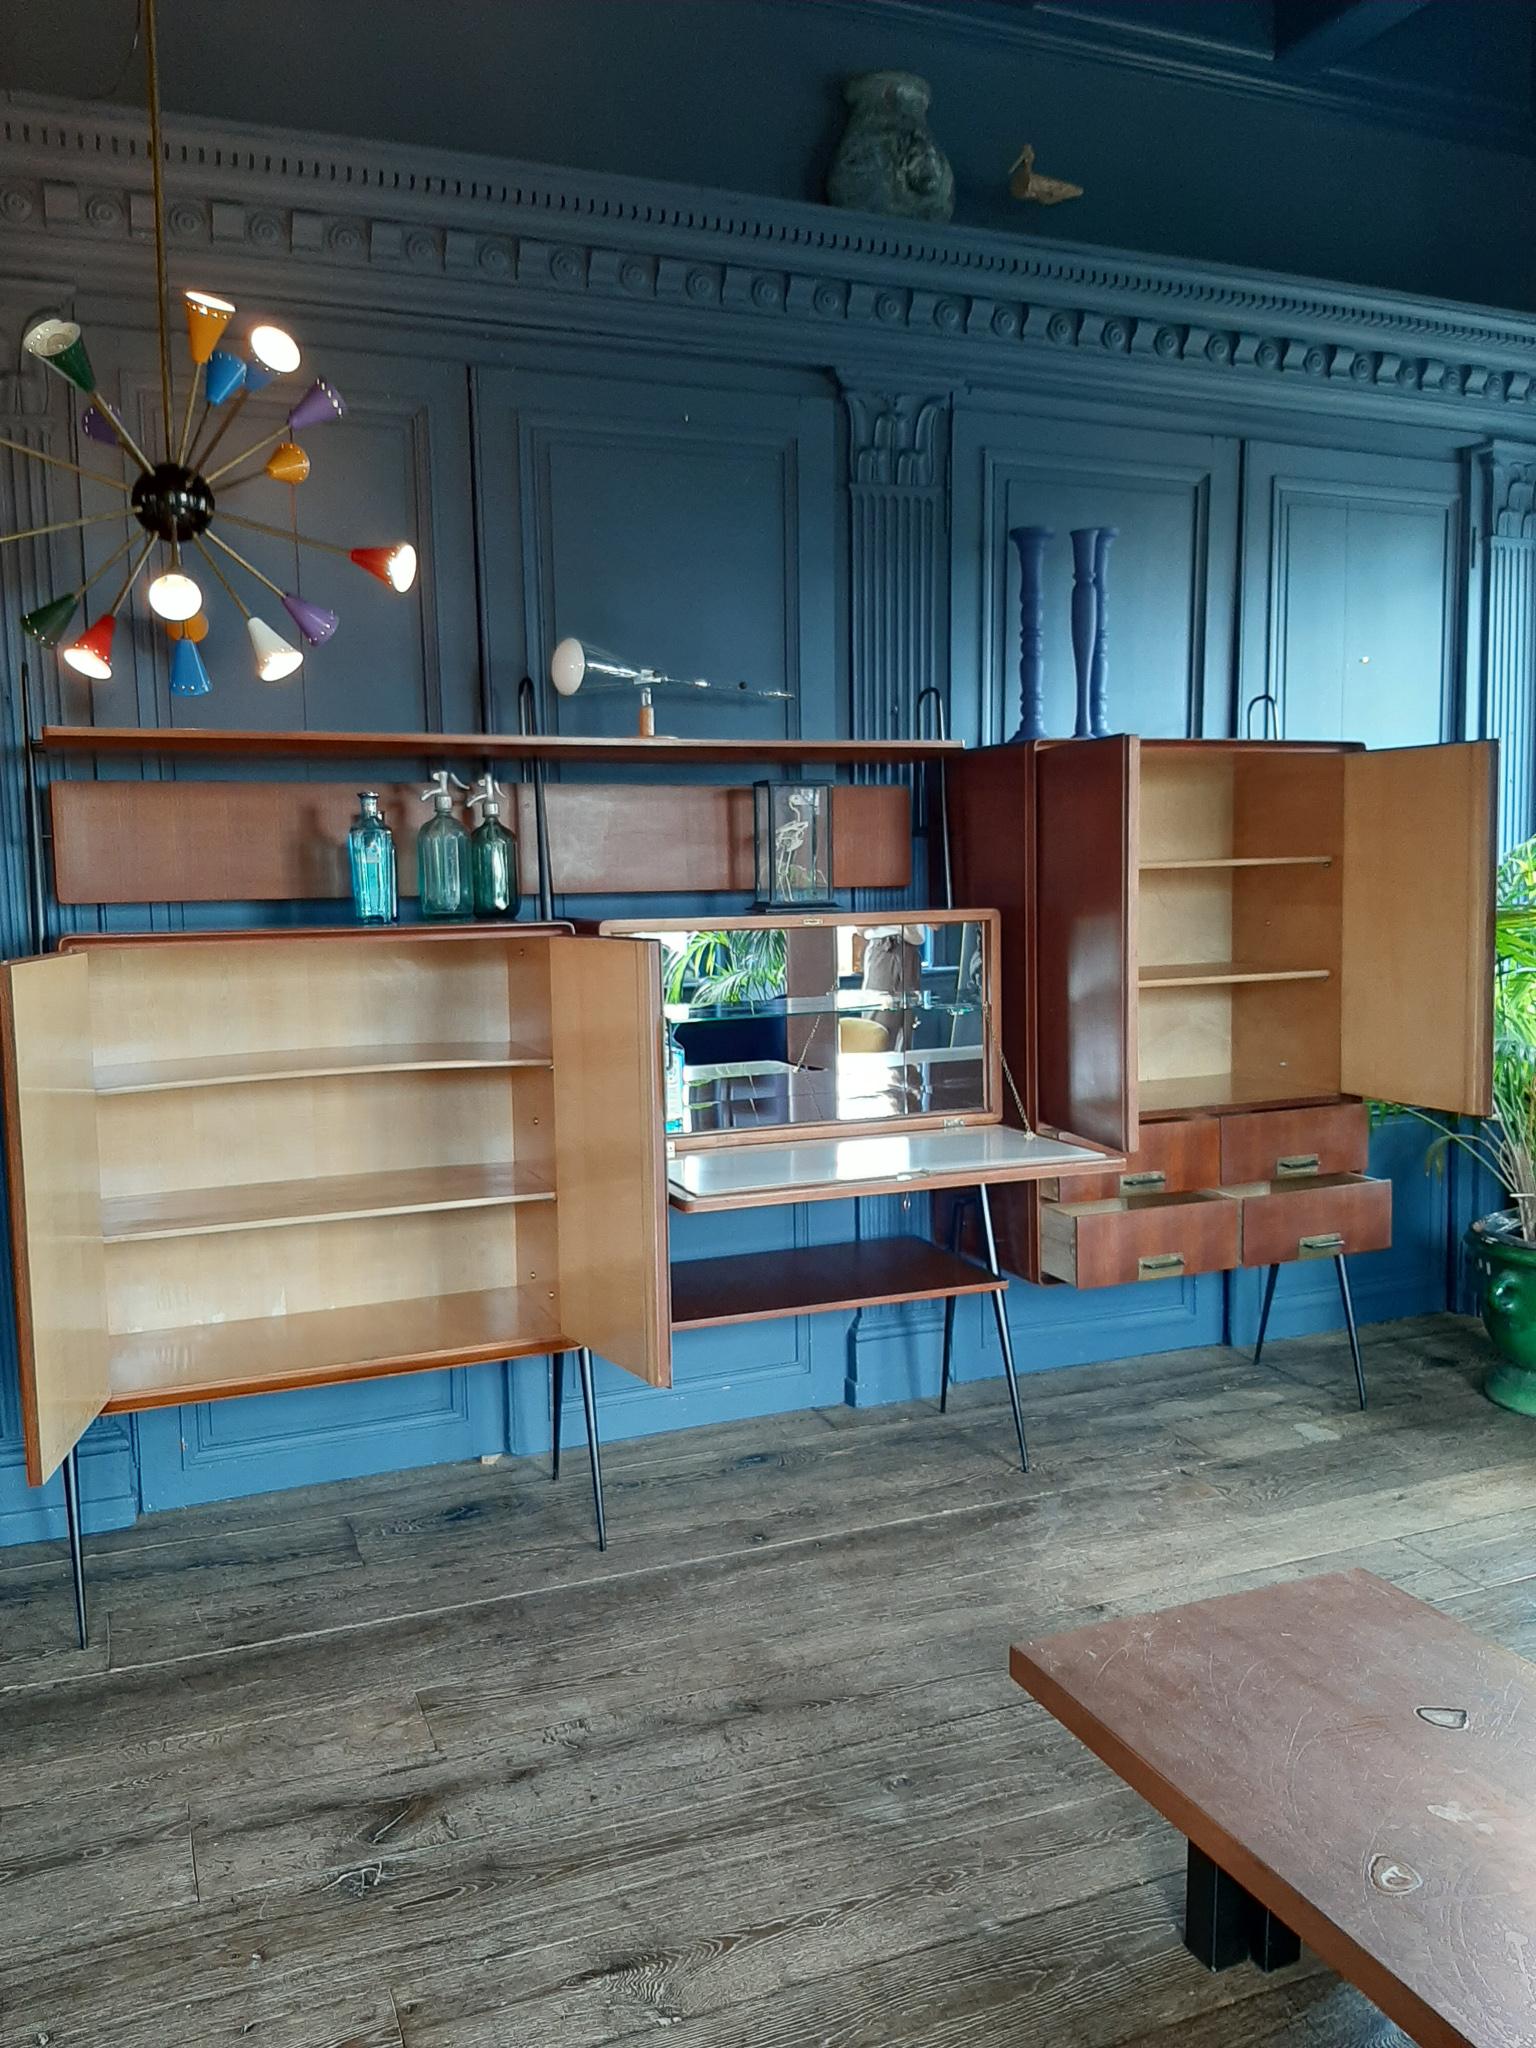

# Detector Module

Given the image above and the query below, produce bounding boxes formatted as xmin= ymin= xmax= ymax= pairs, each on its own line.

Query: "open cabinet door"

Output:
xmin=548 ymin=936 xmax=672 ymax=1387
xmin=1035 ymin=737 xmax=1139 ymax=1152
xmin=0 ymin=953 xmax=109 ymax=1485
xmin=1340 ymin=741 xmax=1496 ymax=1115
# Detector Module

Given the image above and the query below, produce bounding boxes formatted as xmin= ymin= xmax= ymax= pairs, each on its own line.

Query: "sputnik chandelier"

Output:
xmin=1 ymin=0 xmax=417 ymax=695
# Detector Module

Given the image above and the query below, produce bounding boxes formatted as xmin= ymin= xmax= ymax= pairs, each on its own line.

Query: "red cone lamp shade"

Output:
xmin=350 ymin=543 xmax=418 ymax=592
xmin=61 ymin=615 xmax=115 ymax=680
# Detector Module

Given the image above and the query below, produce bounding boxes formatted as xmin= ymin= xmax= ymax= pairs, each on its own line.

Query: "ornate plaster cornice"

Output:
xmin=4 ymin=92 xmax=1536 ymax=426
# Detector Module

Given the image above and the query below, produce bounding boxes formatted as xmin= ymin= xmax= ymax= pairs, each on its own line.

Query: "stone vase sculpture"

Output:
xmin=1069 ymin=528 xmax=1098 ymax=739
xmin=827 ymin=72 xmax=955 ymax=224
xmin=1089 ymin=526 xmax=1117 ymax=739
xmin=1008 ymin=525 xmax=1053 ymax=742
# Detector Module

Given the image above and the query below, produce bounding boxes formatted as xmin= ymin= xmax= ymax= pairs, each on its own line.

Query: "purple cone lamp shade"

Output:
xmin=287 ymin=380 xmax=345 ymax=432
xmin=204 ymin=349 xmax=247 ymax=406
xmin=81 ymin=405 xmax=117 ymax=445
xmin=169 ymin=637 xmax=212 ymax=697
xmin=281 ymin=592 xmax=339 ymax=645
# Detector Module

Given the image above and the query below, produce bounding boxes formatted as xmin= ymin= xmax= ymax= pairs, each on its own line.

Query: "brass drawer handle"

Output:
xmin=1298 ymin=1232 xmax=1345 ymax=1258
xmin=1121 ymin=1170 xmax=1166 ymax=1192
xmin=1137 ymin=1252 xmax=1184 ymax=1280
xmin=1276 ymin=1154 xmax=1320 ymax=1177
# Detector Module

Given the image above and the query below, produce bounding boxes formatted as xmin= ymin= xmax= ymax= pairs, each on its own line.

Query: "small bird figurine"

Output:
xmin=1009 ymin=145 xmax=1083 ymax=206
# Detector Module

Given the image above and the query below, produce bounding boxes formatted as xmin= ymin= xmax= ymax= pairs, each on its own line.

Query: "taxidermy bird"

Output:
xmin=1009 ymin=145 xmax=1083 ymax=206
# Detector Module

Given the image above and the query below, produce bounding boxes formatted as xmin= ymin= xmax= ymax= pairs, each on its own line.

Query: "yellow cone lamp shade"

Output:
xmin=23 ymin=318 xmax=96 ymax=396
xmin=183 ymin=610 xmax=210 ymax=644
xmin=247 ymin=615 xmax=304 ymax=681
xmin=350 ymin=543 xmax=418 ymax=592
xmin=183 ymin=290 xmax=235 ymax=365
xmin=266 ymin=442 xmax=311 ymax=484
xmin=147 ymin=569 xmax=204 ymax=622
xmin=61 ymin=615 xmax=115 ymax=680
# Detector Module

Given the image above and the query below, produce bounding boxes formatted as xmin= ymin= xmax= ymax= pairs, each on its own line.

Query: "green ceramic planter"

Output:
xmin=1467 ymin=1211 xmax=1536 ymax=1415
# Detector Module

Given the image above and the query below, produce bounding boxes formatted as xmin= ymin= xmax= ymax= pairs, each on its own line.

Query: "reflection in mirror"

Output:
xmin=639 ymin=920 xmax=990 ymax=1137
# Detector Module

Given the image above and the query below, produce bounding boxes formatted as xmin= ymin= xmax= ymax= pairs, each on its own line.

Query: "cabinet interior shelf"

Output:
xmin=670 ymin=1236 xmax=1003 ymax=1330
xmin=1138 ymin=962 xmax=1331 ymax=989
xmin=1139 ymin=856 xmax=1334 ymax=872
xmin=1138 ymin=1072 xmax=1348 ymax=1118
xmin=100 ymin=1161 xmax=554 ymax=1244
xmin=103 ymin=1287 xmax=564 ymax=1410
xmin=92 ymin=1039 xmax=552 ymax=1096
xmin=40 ymin=724 xmax=960 ymax=765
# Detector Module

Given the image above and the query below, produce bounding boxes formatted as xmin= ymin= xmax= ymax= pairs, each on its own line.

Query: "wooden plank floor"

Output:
xmin=1 ymin=1312 xmax=1532 ymax=2047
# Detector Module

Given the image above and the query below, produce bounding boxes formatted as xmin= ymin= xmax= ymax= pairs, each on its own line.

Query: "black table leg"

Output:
xmin=1184 ymin=1840 xmax=1300 ymax=1973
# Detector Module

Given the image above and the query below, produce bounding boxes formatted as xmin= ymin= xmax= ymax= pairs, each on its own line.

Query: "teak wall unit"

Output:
xmin=0 ymin=926 xmax=672 ymax=1635
xmin=945 ymin=737 xmax=1496 ymax=1375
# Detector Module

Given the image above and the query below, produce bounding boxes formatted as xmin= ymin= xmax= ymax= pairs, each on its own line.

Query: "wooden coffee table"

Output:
xmin=1011 ymin=1570 xmax=1536 ymax=2048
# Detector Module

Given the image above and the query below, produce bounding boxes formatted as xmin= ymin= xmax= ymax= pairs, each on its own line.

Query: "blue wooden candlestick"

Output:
xmin=1008 ymin=525 xmax=1052 ymax=742
xmin=1089 ymin=525 xmax=1117 ymax=738
xmin=1070 ymin=528 xmax=1098 ymax=739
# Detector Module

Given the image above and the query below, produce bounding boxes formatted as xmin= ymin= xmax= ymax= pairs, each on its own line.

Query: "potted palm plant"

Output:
xmin=1405 ymin=838 xmax=1536 ymax=1412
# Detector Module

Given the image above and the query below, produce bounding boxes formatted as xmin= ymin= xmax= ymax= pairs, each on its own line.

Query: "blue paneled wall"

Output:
xmin=0 ymin=94 xmax=1530 ymax=1542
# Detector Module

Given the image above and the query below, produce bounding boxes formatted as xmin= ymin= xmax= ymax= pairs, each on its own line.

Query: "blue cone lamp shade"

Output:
xmin=282 ymin=592 xmax=339 ymax=645
xmin=204 ymin=349 xmax=247 ymax=406
xmin=287 ymin=380 xmax=345 ymax=431
xmin=170 ymin=637 xmax=212 ymax=697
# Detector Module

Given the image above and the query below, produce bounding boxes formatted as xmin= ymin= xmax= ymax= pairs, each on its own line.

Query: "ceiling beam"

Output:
xmin=1273 ymin=0 xmax=1433 ymax=68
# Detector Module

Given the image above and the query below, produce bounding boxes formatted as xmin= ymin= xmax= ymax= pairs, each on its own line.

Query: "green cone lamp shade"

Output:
xmin=61 ymin=615 xmax=115 ymax=680
xmin=169 ymin=636 xmax=212 ymax=696
xmin=287 ymin=380 xmax=345 ymax=431
xmin=23 ymin=319 xmax=96 ymax=396
xmin=281 ymin=593 xmax=339 ymax=645
xmin=204 ymin=349 xmax=247 ymax=405
xmin=247 ymin=615 xmax=304 ymax=681
xmin=22 ymin=593 xmax=81 ymax=646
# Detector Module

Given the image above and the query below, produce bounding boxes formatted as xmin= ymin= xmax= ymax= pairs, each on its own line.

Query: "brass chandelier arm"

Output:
xmin=143 ymin=0 xmax=174 ymax=457
xmin=72 ymin=530 xmax=141 ymax=600
xmin=0 ymin=435 xmax=131 ymax=492
xmin=190 ymin=388 xmax=249 ymax=475
xmin=193 ymin=537 xmax=252 ymax=620
xmin=220 ymin=511 xmax=353 ymax=559
xmin=0 ymin=508 xmax=131 ymax=549
xmin=104 ymin=537 xmax=158 ymax=618
xmin=205 ymin=527 xmax=285 ymax=602
xmin=85 ymin=395 xmax=154 ymax=477
xmin=174 ymin=375 xmax=202 ymax=469
xmin=204 ymin=424 xmax=288 ymax=487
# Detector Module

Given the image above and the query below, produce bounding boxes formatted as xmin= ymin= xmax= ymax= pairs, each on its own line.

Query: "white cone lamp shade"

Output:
xmin=551 ymin=637 xmax=590 ymax=696
xmin=249 ymin=324 xmax=301 ymax=376
xmin=147 ymin=570 xmax=204 ymax=622
xmin=247 ymin=615 xmax=304 ymax=681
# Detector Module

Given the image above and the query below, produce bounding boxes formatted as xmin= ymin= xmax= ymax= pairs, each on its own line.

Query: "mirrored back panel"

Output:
xmin=600 ymin=910 xmax=998 ymax=1147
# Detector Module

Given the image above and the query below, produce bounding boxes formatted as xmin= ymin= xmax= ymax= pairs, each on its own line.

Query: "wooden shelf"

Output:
xmin=103 ymin=1287 xmax=564 ymax=1410
xmin=100 ymin=1161 xmax=554 ymax=1244
xmin=93 ymin=1039 xmax=551 ymax=1096
xmin=670 ymin=1237 xmax=1003 ymax=1330
xmin=1139 ymin=962 xmax=1332 ymax=989
xmin=1139 ymin=1072 xmax=1349 ymax=1119
xmin=1139 ymin=856 xmax=1334 ymax=871
xmin=40 ymin=725 xmax=961 ymax=765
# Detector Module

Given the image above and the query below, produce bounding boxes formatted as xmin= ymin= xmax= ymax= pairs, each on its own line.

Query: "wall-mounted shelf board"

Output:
xmin=94 ymin=1040 xmax=550 ymax=1095
xmin=1139 ymin=856 xmax=1334 ymax=872
xmin=103 ymin=1287 xmax=564 ymax=1410
xmin=40 ymin=726 xmax=961 ymax=765
xmin=99 ymin=1161 xmax=554 ymax=1244
xmin=670 ymin=1238 xmax=1002 ymax=1330
xmin=1139 ymin=1072 xmax=1349 ymax=1119
xmin=1139 ymin=962 xmax=1331 ymax=988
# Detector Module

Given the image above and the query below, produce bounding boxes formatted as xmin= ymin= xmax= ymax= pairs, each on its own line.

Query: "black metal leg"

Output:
xmin=976 ymin=1184 xmax=1029 ymax=1473
xmin=1335 ymin=1254 xmax=1367 ymax=1411
xmin=550 ymin=1350 xmax=566 ymax=1480
xmin=576 ymin=1347 xmax=607 ymax=1552
xmin=1253 ymin=1262 xmax=1280 ymax=1364
xmin=939 ymin=1198 xmax=964 ymax=1413
xmin=61 ymin=1446 xmax=87 ymax=1651
xmin=1184 ymin=1841 xmax=1300 ymax=1973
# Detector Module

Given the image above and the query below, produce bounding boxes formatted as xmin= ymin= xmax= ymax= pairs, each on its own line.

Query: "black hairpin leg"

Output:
xmin=977 ymin=1184 xmax=1029 ymax=1472
xmin=1336 ymin=1254 xmax=1367 ymax=1411
xmin=939 ymin=1197 xmax=966 ymax=1413
xmin=1252 ymin=1263 xmax=1280 ymax=1364
xmin=550 ymin=1349 xmax=566 ymax=1479
xmin=1184 ymin=1842 xmax=1300 ymax=1973
xmin=61 ymin=1446 xmax=88 ymax=1650
xmin=576 ymin=1347 xmax=607 ymax=1552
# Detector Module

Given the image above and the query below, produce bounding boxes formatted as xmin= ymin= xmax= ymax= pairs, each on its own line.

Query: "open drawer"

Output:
xmin=1039 ymin=1189 xmax=1241 ymax=1289
xmin=1222 ymin=1171 xmax=1391 ymax=1267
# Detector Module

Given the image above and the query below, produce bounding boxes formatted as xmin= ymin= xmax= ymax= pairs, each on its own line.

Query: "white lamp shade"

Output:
xmin=247 ymin=614 xmax=304 ymax=681
xmin=250 ymin=324 xmax=301 ymax=375
xmin=147 ymin=571 xmax=204 ymax=622
xmin=550 ymin=636 xmax=587 ymax=696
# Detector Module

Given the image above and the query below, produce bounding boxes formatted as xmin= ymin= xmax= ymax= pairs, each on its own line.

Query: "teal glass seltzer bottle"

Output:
xmin=347 ymin=791 xmax=398 ymax=924
xmin=417 ymin=771 xmax=473 ymax=921
xmin=467 ymin=772 xmax=519 ymax=919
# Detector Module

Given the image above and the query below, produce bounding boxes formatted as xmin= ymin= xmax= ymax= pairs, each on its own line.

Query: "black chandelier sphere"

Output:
xmin=130 ymin=463 xmax=216 ymax=544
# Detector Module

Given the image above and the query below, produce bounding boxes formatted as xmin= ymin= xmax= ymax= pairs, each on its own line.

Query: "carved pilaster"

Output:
xmin=1481 ymin=441 xmax=1536 ymax=848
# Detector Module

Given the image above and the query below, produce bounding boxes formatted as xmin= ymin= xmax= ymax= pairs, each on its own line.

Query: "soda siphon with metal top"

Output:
xmin=417 ymin=770 xmax=472 ymax=921
xmin=467 ymin=772 xmax=519 ymax=920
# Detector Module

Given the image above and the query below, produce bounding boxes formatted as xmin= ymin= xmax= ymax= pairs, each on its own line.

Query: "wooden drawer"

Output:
xmin=1043 ymin=1116 xmax=1221 ymax=1204
xmin=1224 ymin=1172 xmax=1391 ymax=1268
xmin=1040 ymin=1189 xmax=1241 ymax=1289
xmin=1218 ymin=1104 xmax=1368 ymax=1185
